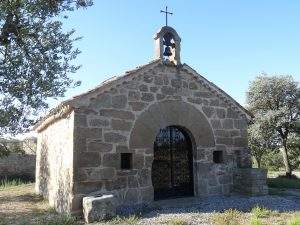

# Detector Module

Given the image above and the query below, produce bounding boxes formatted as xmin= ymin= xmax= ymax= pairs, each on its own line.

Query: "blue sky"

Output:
xmin=54 ymin=0 xmax=300 ymax=108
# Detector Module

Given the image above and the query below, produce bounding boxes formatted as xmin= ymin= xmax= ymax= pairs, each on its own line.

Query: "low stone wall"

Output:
xmin=0 ymin=153 xmax=36 ymax=180
xmin=233 ymin=168 xmax=268 ymax=196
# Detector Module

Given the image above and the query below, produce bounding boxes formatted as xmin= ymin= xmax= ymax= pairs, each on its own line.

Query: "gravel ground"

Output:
xmin=136 ymin=194 xmax=300 ymax=225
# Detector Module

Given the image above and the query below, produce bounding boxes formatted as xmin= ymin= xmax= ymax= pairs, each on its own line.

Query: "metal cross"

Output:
xmin=160 ymin=6 xmax=173 ymax=26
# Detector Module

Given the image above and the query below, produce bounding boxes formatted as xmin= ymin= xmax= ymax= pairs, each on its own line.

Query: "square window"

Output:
xmin=121 ymin=153 xmax=132 ymax=170
xmin=213 ymin=151 xmax=223 ymax=164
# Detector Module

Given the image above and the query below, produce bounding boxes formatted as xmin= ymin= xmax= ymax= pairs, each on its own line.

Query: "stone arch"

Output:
xmin=129 ymin=100 xmax=215 ymax=150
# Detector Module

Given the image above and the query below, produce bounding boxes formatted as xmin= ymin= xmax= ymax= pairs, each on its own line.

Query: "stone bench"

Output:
xmin=83 ymin=194 xmax=118 ymax=223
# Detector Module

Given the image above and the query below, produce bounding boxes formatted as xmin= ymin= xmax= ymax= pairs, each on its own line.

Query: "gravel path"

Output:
xmin=137 ymin=194 xmax=300 ymax=225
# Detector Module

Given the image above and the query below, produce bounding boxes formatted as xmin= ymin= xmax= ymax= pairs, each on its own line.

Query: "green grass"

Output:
xmin=288 ymin=213 xmax=300 ymax=225
xmin=37 ymin=214 xmax=77 ymax=225
xmin=268 ymin=177 xmax=300 ymax=189
xmin=167 ymin=217 xmax=188 ymax=225
xmin=251 ymin=206 xmax=275 ymax=218
xmin=212 ymin=209 xmax=243 ymax=225
xmin=0 ymin=177 xmax=32 ymax=189
xmin=250 ymin=217 xmax=262 ymax=225
xmin=108 ymin=215 xmax=140 ymax=225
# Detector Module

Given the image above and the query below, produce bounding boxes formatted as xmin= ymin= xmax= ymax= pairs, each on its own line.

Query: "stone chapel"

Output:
xmin=34 ymin=26 xmax=268 ymax=216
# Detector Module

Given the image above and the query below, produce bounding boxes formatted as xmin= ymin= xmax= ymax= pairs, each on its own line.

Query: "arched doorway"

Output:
xmin=152 ymin=126 xmax=194 ymax=200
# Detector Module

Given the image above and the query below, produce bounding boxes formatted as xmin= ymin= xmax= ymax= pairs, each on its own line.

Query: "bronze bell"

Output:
xmin=163 ymin=46 xmax=172 ymax=57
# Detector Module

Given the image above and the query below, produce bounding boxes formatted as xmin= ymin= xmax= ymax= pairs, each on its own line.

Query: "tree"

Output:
xmin=0 ymin=0 xmax=93 ymax=156
xmin=248 ymin=120 xmax=274 ymax=168
xmin=247 ymin=75 xmax=299 ymax=177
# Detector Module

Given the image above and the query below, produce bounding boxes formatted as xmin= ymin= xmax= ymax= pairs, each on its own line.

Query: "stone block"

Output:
xmin=150 ymin=86 xmax=159 ymax=93
xmin=133 ymin=154 xmax=145 ymax=169
xmin=124 ymin=188 xmax=139 ymax=205
xmin=116 ymin=145 xmax=130 ymax=153
xmin=128 ymin=91 xmax=141 ymax=101
xmin=215 ymin=129 xmax=229 ymax=138
xmin=216 ymin=137 xmax=233 ymax=146
xmin=78 ymin=152 xmax=100 ymax=167
xmin=209 ymin=185 xmax=222 ymax=195
xmin=105 ymin=177 xmax=127 ymax=190
xmin=139 ymin=84 xmax=148 ymax=92
xmin=211 ymin=119 xmax=222 ymax=129
xmin=227 ymin=108 xmax=239 ymax=119
xmin=75 ymin=114 xmax=87 ymax=127
xmin=222 ymin=119 xmax=234 ymax=129
xmin=76 ymin=127 xmax=102 ymax=140
xmin=210 ymin=98 xmax=219 ymax=106
xmin=112 ymin=95 xmax=127 ymax=109
xmin=216 ymin=108 xmax=226 ymax=118
xmin=156 ymin=93 xmax=166 ymax=100
xmin=163 ymin=76 xmax=169 ymax=85
xmin=233 ymin=137 xmax=247 ymax=147
xmin=138 ymin=169 xmax=151 ymax=187
xmin=80 ymin=167 xmax=116 ymax=181
xmin=88 ymin=118 xmax=109 ymax=127
xmin=171 ymin=79 xmax=182 ymax=88
xmin=218 ymin=175 xmax=232 ymax=184
xmin=202 ymin=106 xmax=215 ymax=118
xmin=187 ymin=97 xmax=202 ymax=104
xmin=233 ymin=168 xmax=268 ymax=196
xmin=143 ymin=74 xmax=153 ymax=83
xmin=88 ymin=141 xmax=113 ymax=152
xmin=102 ymin=153 xmax=120 ymax=168
xmin=140 ymin=186 xmax=154 ymax=202
xmin=99 ymin=109 xmax=135 ymax=120
xmin=154 ymin=76 xmax=163 ymax=85
xmin=129 ymin=101 xmax=147 ymax=111
xmin=89 ymin=93 xmax=112 ymax=109
xmin=194 ymin=91 xmax=212 ymax=98
xmin=141 ymin=93 xmax=155 ymax=102
xmin=128 ymin=176 xmax=139 ymax=188
xmin=74 ymin=181 xmax=103 ymax=194
xmin=234 ymin=119 xmax=248 ymax=129
xmin=229 ymin=130 xmax=240 ymax=137
xmin=161 ymin=86 xmax=175 ymax=95
xmin=111 ymin=119 xmax=132 ymax=131
xmin=189 ymin=82 xmax=198 ymax=90
xmin=83 ymin=194 xmax=118 ymax=223
xmin=104 ymin=132 xmax=127 ymax=143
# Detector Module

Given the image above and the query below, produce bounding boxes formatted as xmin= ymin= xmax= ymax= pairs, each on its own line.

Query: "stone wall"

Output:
xmin=35 ymin=111 xmax=75 ymax=213
xmin=0 ymin=153 xmax=35 ymax=179
xmin=70 ymin=62 xmax=252 ymax=212
xmin=233 ymin=168 xmax=268 ymax=196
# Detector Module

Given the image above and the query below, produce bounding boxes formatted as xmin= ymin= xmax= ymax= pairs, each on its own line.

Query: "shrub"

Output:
xmin=251 ymin=206 xmax=273 ymax=218
xmin=212 ymin=209 xmax=242 ymax=225
xmin=250 ymin=217 xmax=262 ymax=225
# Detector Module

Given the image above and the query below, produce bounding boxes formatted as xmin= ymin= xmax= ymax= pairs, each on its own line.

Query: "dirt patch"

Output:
xmin=0 ymin=184 xmax=59 ymax=225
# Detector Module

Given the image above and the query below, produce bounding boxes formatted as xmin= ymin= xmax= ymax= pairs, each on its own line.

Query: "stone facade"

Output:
xmin=34 ymin=26 xmax=267 ymax=216
xmin=35 ymin=111 xmax=75 ymax=213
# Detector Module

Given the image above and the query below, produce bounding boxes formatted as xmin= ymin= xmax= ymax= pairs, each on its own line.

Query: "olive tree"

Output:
xmin=247 ymin=74 xmax=299 ymax=177
xmin=0 ymin=0 xmax=93 ymax=156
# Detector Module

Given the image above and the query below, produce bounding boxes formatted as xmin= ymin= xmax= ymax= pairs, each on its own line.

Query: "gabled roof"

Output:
xmin=34 ymin=59 xmax=253 ymax=132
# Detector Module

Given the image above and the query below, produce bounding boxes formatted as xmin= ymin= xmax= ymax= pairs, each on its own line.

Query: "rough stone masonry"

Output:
xmin=34 ymin=26 xmax=267 ymax=220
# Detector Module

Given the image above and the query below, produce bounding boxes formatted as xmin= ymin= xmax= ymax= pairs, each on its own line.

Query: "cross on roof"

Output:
xmin=160 ymin=6 xmax=173 ymax=26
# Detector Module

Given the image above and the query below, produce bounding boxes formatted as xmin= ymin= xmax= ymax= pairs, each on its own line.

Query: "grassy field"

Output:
xmin=0 ymin=180 xmax=300 ymax=225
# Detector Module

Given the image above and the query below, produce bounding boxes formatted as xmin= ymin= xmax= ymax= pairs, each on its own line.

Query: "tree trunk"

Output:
xmin=281 ymin=139 xmax=292 ymax=177
xmin=255 ymin=157 xmax=262 ymax=168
